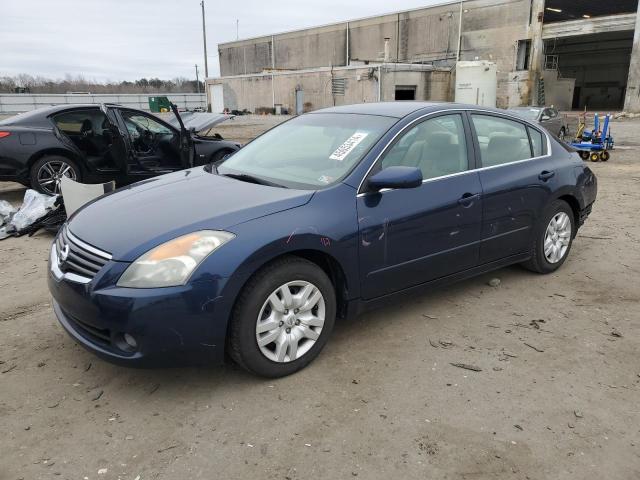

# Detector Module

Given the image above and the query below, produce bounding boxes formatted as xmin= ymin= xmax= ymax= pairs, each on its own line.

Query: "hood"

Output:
xmin=166 ymin=112 xmax=232 ymax=132
xmin=68 ymin=167 xmax=314 ymax=261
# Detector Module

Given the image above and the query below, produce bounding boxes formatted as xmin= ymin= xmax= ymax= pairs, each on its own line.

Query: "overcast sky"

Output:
xmin=2 ymin=0 xmax=446 ymax=82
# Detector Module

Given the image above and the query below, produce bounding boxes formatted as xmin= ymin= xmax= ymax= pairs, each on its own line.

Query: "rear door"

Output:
xmin=101 ymin=105 xmax=131 ymax=174
xmin=469 ymin=113 xmax=558 ymax=263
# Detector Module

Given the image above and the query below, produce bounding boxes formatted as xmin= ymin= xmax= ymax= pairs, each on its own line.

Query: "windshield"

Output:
xmin=508 ymin=108 xmax=541 ymax=121
xmin=217 ymin=113 xmax=397 ymax=189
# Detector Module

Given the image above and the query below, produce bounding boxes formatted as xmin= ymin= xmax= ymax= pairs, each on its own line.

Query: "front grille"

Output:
xmin=55 ymin=226 xmax=112 ymax=280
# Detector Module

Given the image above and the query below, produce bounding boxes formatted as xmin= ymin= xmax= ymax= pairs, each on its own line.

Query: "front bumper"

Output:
xmin=48 ymin=244 xmax=231 ymax=367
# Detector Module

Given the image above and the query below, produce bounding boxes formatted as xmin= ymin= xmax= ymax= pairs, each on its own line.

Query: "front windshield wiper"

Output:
xmin=219 ymin=172 xmax=285 ymax=188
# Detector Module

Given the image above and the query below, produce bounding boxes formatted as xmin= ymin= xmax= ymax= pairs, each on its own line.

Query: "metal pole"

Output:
xmin=456 ymin=0 xmax=464 ymax=61
xmin=236 ymin=19 xmax=239 ymax=40
xmin=201 ymin=1 xmax=209 ymax=78
xmin=195 ymin=64 xmax=200 ymax=93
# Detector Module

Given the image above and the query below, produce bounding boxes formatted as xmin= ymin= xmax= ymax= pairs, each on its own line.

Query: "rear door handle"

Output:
xmin=539 ymin=170 xmax=555 ymax=181
xmin=458 ymin=192 xmax=480 ymax=207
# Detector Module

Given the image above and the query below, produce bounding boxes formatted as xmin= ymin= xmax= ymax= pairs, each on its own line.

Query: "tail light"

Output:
xmin=0 ymin=131 xmax=10 ymax=139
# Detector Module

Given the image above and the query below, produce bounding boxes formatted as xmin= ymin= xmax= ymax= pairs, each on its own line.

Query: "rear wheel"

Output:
xmin=601 ymin=151 xmax=610 ymax=162
xmin=579 ymin=151 xmax=590 ymax=161
xmin=227 ymin=256 xmax=336 ymax=377
xmin=590 ymin=152 xmax=600 ymax=162
xmin=30 ymin=155 xmax=81 ymax=195
xmin=522 ymin=200 xmax=575 ymax=274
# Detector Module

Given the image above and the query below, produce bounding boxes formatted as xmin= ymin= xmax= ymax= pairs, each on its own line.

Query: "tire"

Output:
xmin=579 ymin=151 xmax=590 ymax=161
xmin=522 ymin=199 xmax=575 ymax=274
xmin=227 ymin=256 xmax=336 ymax=377
xmin=30 ymin=155 xmax=81 ymax=195
xmin=590 ymin=152 xmax=600 ymax=162
xmin=601 ymin=151 xmax=610 ymax=162
xmin=210 ymin=148 xmax=235 ymax=167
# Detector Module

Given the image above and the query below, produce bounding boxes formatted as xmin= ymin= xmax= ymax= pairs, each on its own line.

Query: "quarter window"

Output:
xmin=528 ymin=126 xmax=544 ymax=157
xmin=471 ymin=115 xmax=532 ymax=167
xmin=381 ymin=114 xmax=468 ymax=180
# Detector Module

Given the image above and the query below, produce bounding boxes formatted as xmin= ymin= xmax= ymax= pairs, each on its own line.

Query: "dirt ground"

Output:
xmin=1 ymin=114 xmax=639 ymax=480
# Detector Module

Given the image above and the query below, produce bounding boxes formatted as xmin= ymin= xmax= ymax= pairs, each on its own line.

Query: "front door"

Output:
xmin=357 ymin=112 xmax=483 ymax=299
xmin=468 ymin=113 xmax=557 ymax=263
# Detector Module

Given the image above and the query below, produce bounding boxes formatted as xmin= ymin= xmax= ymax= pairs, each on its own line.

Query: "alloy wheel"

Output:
xmin=255 ymin=280 xmax=325 ymax=363
xmin=544 ymin=212 xmax=571 ymax=264
xmin=37 ymin=160 xmax=77 ymax=194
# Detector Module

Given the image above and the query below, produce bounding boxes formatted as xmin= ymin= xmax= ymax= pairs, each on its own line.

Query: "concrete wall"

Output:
xmin=207 ymin=66 xmax=450 ymax=114
xmin=217 ymin=0 xmax=531 ymax=107
xmin=0 ymin=93 xmax=206 ymax=114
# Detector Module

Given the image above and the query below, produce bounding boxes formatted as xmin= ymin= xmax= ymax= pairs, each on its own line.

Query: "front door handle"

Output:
xmin=458 ymin=192 xmax=480 ymax=207
xmin=539 ymin=170 xmax=555 ymax=181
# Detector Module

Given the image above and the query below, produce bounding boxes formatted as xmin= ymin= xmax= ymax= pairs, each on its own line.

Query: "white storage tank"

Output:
xmin=455 ymin=61 xmax=497 ymax=107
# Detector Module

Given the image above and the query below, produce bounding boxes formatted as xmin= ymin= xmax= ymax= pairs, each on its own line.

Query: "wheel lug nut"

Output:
xmin=286 ymin=328 xmax=291 ymax=333
xmin=295 ymin=319 xmax=300 ymax=325
xmin=279 ymin=321 xmax=284 ymax=327
xmin=294 ymin=309 xmax=299 ymax=313
xmin=284 ymin=309 xmax=289 ymax=314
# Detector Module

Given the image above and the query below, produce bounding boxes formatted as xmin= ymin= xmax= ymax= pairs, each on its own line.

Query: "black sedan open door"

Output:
xmin=170 ymin=103 xmax=195 ymax=169
xmin=100 ymin=104 xmax=131 ymax=174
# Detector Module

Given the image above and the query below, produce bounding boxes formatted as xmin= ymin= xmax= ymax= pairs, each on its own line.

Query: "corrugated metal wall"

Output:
xmin=0 ymin=93 xmax=206 ymax=113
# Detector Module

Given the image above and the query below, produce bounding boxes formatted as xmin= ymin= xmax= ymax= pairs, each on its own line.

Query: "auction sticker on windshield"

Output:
xmin=329 ymin=132 xmax=368 ymax=161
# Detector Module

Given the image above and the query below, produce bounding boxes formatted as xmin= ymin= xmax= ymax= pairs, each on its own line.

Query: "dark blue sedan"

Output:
xmin=48 ymin=102 xmax=597 ymax=377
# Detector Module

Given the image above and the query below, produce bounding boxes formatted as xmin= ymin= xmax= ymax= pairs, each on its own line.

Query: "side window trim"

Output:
xmin=365 ymin=111 xmax=474 ymax=182
xmin=468 ymin=112 xmax=550 ymax=168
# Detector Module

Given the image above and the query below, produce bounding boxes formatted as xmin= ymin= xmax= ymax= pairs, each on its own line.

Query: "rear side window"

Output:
xmin=381 ymin=114 xmax=468 ymax=180
xmin=528 ymin=126 xmax=544 ymax=157
xmin=471 ymin=114 xmax=532 ymax=167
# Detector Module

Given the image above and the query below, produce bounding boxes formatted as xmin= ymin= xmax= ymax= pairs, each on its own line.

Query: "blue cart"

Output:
xmin=569 ymin=113 xmax=614 ymax=162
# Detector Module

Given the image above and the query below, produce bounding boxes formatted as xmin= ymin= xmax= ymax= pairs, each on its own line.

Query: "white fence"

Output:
xmin=0 ymin=93 xmax=207 ymax=113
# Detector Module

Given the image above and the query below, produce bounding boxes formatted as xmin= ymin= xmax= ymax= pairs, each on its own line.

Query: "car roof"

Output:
xmin=309 ymin=102 xmax=524 ymax=119
xmin=0 ymin=104 xmax=110 ymax=127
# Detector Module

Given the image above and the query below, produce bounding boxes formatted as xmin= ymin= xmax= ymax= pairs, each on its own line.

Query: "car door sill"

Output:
xmin=356 ymin=252 xmax=531 ymax=316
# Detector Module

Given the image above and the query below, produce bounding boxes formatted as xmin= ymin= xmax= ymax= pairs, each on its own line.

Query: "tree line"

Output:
xmin=0 ymin=74 xmax=205 ymax=94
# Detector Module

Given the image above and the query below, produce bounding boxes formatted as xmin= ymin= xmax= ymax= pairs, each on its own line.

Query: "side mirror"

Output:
xmin=541 ymin=115 xmax=550 ymax=121
xmin=367 ymin=166 xmax=423 ymax=191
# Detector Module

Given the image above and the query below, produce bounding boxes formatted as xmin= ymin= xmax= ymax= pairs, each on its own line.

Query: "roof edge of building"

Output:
xmin=218 ymin=0 xmax=466 ymax=48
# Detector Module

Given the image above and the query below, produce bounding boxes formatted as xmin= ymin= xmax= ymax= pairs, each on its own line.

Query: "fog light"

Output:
xmin=123 ymin=333 xmax=138 ymax=349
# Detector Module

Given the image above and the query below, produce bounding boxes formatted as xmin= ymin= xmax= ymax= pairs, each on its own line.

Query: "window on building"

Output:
xmin=395 ymin=86 xmax=417 ymax=101
xmin=516 ymin=40 xmax=531 ymax=70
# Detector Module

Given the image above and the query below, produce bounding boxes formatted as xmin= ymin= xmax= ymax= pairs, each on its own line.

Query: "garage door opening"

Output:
xmin=395 ymin=86 xmax=416 ymax=101
xmin=544 ymin=31 xmax=634 ymax=110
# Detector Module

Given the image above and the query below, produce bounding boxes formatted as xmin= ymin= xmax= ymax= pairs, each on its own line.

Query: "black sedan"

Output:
xmin=0 ymin=103 xmax=240 ymax=194
xmin=48 ymin=102 xmax=597 ymax=377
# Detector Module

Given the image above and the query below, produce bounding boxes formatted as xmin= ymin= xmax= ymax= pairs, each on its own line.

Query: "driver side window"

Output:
xmin=381 ymin=114 xmax=469 ymax=180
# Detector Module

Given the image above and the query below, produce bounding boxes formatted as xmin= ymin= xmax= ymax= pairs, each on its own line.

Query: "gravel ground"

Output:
xmin=0 ymin=115 xmax=639 ymax=480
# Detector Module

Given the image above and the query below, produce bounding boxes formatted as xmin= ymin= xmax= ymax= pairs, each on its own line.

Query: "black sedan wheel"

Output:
xmin=30 ymin=155 xmax=80 ymax=195
xmin=228 ymin=256 xmax=336 ymax=377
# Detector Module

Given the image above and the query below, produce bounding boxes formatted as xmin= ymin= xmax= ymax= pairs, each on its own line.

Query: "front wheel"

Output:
xmin=227 ymin=256 xmax=336 ymax=377
xmin=522 ymin=200 xmax=575 ymax=274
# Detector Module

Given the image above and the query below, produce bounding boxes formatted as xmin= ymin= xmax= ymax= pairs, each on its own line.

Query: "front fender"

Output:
xmin=196 ymin=183 xmax=360 ymax=304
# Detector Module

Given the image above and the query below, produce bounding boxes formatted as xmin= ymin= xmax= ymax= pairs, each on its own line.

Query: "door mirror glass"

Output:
xmin=367 ymin=166 xmax=423 ymax=191
xmin=541 ymin=114 xmax=550 ymax=121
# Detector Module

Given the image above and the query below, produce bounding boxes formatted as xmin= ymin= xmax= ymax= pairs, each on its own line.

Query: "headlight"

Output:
xmin=117 ymin=230 xmax=235 ymax=288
